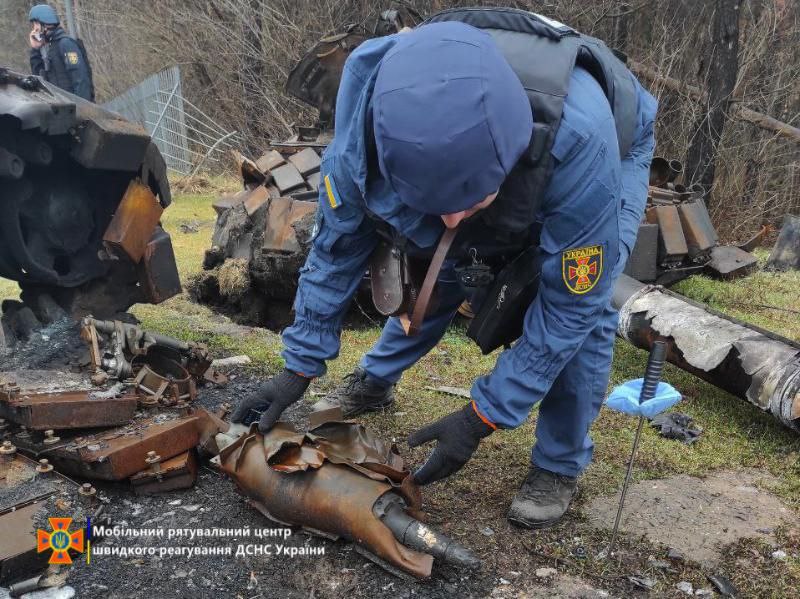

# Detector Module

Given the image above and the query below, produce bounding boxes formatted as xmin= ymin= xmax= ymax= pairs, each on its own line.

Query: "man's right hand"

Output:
xmin=230 ymin=369 xmax=311 ymax=433
xmin=29 ymin=27 xmax=44 ymax=49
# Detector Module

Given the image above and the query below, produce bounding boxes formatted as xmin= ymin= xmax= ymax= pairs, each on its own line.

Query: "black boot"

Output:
xmin=329 ymin=367 xmax=395 ymax=418
xmin=507 ymin=465 xmax=578 ymax=529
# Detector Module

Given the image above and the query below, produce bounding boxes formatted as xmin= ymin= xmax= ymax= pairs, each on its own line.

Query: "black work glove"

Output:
xmin=230 ymin=369 xmax=311 ymax=433
xmin=407 ymin=403 xmax=494 ymax=485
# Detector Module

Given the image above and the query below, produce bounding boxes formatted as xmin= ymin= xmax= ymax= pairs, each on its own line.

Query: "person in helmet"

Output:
xmin=232 ymin=15 xmax=657 ymax=529
xmin=29 ymin=4 xmax=94 ymax=101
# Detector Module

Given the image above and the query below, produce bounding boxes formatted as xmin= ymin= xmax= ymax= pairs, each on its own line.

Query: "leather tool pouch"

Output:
xmin=369 ymin=239 xmax=429 ymax=317
xmin=467 ymin=246 xmax=542 ymax=354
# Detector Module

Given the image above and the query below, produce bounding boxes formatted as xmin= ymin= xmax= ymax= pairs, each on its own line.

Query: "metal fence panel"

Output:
xmin=104 ymin=66 xmax=237 ymax=174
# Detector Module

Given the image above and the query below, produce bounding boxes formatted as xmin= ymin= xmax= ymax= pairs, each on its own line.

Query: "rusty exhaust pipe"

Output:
xmin=613 ymin=274 xmax=800 ymax=432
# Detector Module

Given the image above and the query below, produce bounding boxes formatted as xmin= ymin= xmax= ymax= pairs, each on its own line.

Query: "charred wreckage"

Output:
xmin=1 ymin=6 xmax=799 ymax=592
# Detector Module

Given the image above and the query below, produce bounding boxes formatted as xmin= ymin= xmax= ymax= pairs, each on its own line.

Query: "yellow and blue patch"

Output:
xmin=323 ymin=174 xmax=342 ymax=210
xmin=65 ymin=51 xmax=80 ymax=65
xmin=562 ymin=244 xmax=603 ymax=294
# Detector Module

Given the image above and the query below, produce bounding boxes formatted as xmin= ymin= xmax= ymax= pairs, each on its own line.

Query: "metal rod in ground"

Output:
xmin=605 ymin=339 xmax=668 ymax=556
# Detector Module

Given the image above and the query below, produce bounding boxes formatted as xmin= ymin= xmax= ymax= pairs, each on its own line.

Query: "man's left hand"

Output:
xmin=407 ymin=402 xmax=495 ymax=485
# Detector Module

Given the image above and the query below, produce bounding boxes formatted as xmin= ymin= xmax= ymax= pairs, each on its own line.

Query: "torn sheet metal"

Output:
xmin=216 ymin=421 xmax=479 ymax=578
xmin=614 ymin=274 xmax=800 ymax=431
xmin=130 ymin=450 xmax=198 ymax=495
xmin=705 ymin=245 xmax=758 ymax=279
xmin=0 ymin=383 xmax=137 ymax=430
xmin=133 ymin=352 xmax=196 ymax=406
xmin=102 ymin=179 xmax=164 ymax=263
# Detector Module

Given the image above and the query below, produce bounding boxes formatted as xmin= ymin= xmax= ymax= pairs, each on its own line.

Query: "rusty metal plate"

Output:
xmin=288 ymin=148 xmax=321 ymax=176
xmin=130 ymin=450 xmax=198 ymax=495
xmin=262 ymin=197 xmax=317 ymax=254
xmin=705 ymin=245 xmax=759 ymax=280
xmin=646 ymin=205 xmax=688 ymax=263
xmin=41 ymin=414 xmax=203 ymax=481
xmin=623 ymin=223 xmax=659 ymax=282
xmin=678 ymin=199 xmax=717 ymax=259
xmin=138 ymin=227 xmax=182 ymax=304
xmin=255 ymin=150 xmax=285 ymax=173
xmin=102 ymin=180 xmax=164 ymax=262
xmin=212 ymin=189 xmax=248 ymax=215
xmin=271 ymin=163 xmax=306 ymax=194
xmin=243 ymin=186 xmax=270 ymax=217
xmin=0 ymin=503 xmax=48 ymax=585
xmin=0 ymin=388 xmax=137 ymax=431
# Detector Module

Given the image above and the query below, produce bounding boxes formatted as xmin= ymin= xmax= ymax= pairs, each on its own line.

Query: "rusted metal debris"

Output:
xmin=0 ymin=381 xmax=137 ymax=430
xmin=0 ymin=67 xmax=179 ymax=332
xmin=130 ymin=450 xmax=198 ymax=495
xmin=613 ymin=274 xmax=800 ymax=432
xmin=0 ymin=450 xmax=86 ymax=585
xmin=80 ymin=318 xmax=219 ymax=398
xmin=624 ymin=157 xmax=758 ymax=285
xmin=8 ymin=409 xmax=221 ymax=481
xmin=215 ymin=418 xmax=480 ymax=578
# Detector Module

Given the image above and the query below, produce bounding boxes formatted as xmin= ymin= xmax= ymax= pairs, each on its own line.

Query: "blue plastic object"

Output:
xmin=29 ymin=4 xmax=59 ymax=25
xmin=606 ymin=379 xmax=681 ymax=418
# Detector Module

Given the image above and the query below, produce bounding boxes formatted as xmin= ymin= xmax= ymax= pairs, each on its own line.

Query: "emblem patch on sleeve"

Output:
xmin=562 ymin=245 xmax=603 ymax=294
xmin=323 ymin=174 xmax=341 ymax=209
xmin=65 ymin=51 xmax=80 ymax=65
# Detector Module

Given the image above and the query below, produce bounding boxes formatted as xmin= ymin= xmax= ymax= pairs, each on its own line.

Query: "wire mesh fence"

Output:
xmin=103 ymin=66 xmax=239 ymax=175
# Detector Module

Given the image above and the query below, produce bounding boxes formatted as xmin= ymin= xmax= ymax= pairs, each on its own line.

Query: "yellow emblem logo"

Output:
xmin=562 ymin=245 xmax=603 ymax=294
xmin=66 ymin=51 xmax=80 ymax=65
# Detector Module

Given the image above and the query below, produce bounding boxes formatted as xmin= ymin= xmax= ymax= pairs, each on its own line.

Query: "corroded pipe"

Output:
xmin=613 ymin=274 xmax=800 ymax=432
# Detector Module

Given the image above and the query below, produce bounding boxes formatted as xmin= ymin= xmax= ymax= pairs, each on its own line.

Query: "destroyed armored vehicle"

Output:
xmin=0 ymin=67 xmax=180 ymax=341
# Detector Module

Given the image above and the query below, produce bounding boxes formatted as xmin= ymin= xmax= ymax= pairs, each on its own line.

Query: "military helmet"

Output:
xmin=29 ymin=4 xmax=60 ymax=26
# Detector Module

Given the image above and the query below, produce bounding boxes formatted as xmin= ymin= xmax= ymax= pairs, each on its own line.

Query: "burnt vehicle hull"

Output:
xmin=0 ymin=67 xmax=178 ymax=324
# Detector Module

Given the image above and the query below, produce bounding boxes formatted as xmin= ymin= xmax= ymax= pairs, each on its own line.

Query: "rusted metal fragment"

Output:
xmin=0 ymin=503 xmax=48 ymax=585
xmin=243 ymin=186 xmax=270 ymax=217
xmin=737 ymin=224 xmax=771 ymax=252
xmin=255 ymin=150 xmax=285 ymax=173
xmin=646 ymin=205 xmax=688 ymax=265
xmin=134 ymin=351 xmax=196 ymax=406
xmin=271 ymin=163 xmax=306 ymax=194
xmin=102 ymin=180 xmax=164 ymax=262
xmin=614 ymin=274 xmax=800 ymax=432
xmin=677 ymin=199 xmax=717 ymax=260
xmin=36 ymin=413 xmax=206 ymax=480
xmin=236 ymin=153 xmax=267 ymax=187
xmin=0 ymin=453 xmax=82 ymax=584
xmin=262 ymin=197 xmax=317 ymax=255
xmin=288 ymin=148 xmax=322 ymax=176
xmin=130 ymin=450 xmax=198 ymax=495
xmin=705 ymin=245 xmax=758 ymax=280
xmin=138 ymin=227 xmax=182 ymax=304
xmin=216 ymin=424 xmax=434 ymax=578
xmin=212 ymin=190 xmax=248 ymax=216
xmin=216 ymin=421 xmax=479 ymax=576
xmin=766 ymin=215 xmax=800 ymax=272
xmin=0 ymin=385 xmax=137 ymax=430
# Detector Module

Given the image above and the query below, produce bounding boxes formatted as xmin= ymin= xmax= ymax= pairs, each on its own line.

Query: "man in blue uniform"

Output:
xmin=28 ymin=4 xmax=95 ymax=102
xmin=232 ymin=10 xmax=657 ymax=529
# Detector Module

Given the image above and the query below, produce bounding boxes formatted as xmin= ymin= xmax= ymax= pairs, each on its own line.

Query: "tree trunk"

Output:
xmin=684 ymin=0 xmax=741 ymax=202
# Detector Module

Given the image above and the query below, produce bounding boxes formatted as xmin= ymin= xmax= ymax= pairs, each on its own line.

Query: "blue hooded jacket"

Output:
xmin=282 ymin=23 xmax=657 ymax=429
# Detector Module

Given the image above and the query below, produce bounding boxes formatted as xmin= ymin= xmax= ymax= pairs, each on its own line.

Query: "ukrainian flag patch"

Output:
xmin=324 ymin=174 xmax=342 ymax=210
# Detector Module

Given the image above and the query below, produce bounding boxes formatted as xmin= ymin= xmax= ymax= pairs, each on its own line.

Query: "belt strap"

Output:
xmin=401 ymin=226 xmax=459 ymax=336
